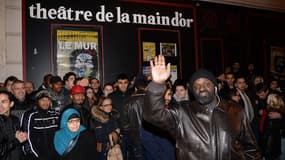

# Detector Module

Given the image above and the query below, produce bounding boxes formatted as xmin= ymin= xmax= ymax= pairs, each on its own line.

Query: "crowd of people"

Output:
xmin=0 ymin=55 xmax=284 ymax=160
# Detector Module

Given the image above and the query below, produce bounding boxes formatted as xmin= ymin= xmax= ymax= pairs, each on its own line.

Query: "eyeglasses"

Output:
xmin=101 ymin=104 xmax=112 ymax=107
xmin=68 ymin=119 xmax=80 ymax=124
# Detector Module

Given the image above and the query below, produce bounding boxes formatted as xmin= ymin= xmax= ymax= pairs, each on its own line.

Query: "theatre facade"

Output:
xmin=21 ymin=0 xmax=285 ymax=86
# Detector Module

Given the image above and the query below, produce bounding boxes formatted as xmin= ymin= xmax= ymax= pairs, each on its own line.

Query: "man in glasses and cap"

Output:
xmin=63 ymin=85 xmax=91 ymax=129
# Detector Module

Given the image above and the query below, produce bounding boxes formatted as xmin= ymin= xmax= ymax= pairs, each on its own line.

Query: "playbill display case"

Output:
xmin=51 ymin=24 xmax=103 ymax=80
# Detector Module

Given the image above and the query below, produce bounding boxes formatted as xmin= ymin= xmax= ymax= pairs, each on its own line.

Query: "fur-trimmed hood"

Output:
xmin=91 ymin=106 xmax=119 ymax=123
xmin=91 ymin=106 xmax=109 ymax=123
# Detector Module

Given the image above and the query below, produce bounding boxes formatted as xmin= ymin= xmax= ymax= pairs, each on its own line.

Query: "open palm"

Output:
xmin=150 ymin=55 xmax=171 ymax=84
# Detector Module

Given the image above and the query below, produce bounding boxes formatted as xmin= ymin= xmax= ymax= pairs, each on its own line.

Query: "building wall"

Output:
xmin=0 ymin=0 xmax=6 ymax=82
xmin=23 ymin=0 xmax=196 ymax=87
xmin=0 ymin=0 xmax=22 ymax=82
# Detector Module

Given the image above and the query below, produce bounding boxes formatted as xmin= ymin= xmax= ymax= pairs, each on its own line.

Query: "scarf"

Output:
xmin=54 ymin=108 xmax=86 ymax=156
xmin=237 ymin=89 xmax=254 ymax=121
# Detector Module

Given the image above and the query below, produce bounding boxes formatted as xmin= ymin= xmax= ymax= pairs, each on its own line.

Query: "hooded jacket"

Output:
xmin=143 ymin=82 xmax=261 ymax=160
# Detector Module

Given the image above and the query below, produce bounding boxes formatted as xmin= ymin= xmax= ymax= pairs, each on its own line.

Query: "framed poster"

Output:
xmin=51 ymin=25 xmax=102 ymax=80
xmin=270 ymin=46 xmax=285 ymax=79
xmin=143 ymin=42 xmax=156 ymax=61
xmin=138 ymin=28 xmax=182 ymax=80
xmin=160 ymin=42 xmax=177 ymax=57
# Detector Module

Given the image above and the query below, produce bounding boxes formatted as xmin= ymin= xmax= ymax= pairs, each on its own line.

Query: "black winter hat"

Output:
xmin=189 ymin=69 xmax=217 ymax=92
xmin=50 ymin=76 xmax=62 ymax=84
xmin=68 ymin=113 xmax=80 ymax=120
xmin=35 ymin=90 xmax=51 ymax=101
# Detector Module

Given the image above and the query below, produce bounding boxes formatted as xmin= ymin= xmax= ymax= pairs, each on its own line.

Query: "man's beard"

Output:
xmin=194 ymin=91 xmax=214 ymax=105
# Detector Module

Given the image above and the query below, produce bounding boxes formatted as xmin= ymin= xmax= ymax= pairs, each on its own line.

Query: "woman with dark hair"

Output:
xmin=90 ymin=97 xmax=121 ymax=160
xmin=102 ymin=83 xmax=114 ymax=97
xmin=225 ymin=88 xmax=242 ymax=104
xmin=54 ymin=108 xmax=97 ymax=160
xmin=3 ymin=76 xmax=18 ymax=92
xmin=85 ymin=86 xmax=97 ymax=108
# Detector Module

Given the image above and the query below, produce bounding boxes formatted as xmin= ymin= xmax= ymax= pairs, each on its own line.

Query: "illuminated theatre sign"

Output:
xmin=23 ymin=0 xmax=196 ymax=86
xmin=28 ymin=3 xmax=194 ymax=28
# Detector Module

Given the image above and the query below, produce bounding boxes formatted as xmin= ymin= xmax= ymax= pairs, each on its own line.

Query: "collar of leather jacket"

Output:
xmin=190 ymin=100 xmax=242 ymax=115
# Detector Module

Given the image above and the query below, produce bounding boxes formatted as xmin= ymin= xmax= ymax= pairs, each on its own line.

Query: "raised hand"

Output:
xmin=150 ymin=55 xmax=171 ymax=84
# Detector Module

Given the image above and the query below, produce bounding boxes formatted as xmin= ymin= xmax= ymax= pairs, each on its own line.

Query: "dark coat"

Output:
xmin=109 ymin=90 xmax=132 ymax=112
xmin=143 ymin=82 xmax=261 ymax=160
xmin=121 ymin=89 xmax=145 ymax=142
xmin=10 ymin=95 xmax=34 ymax=120
xmin=58 ymin=130 xmax=98 ymax=160
xmin=0 ymin=115 xmax=22 ymax=160
xmin=122 ymin=89 xmax=175 ymax=160
xmin=262 ymin=109 xmax=285 ymax=158
xmin=90 ymin=107 xmax=120 ymax=160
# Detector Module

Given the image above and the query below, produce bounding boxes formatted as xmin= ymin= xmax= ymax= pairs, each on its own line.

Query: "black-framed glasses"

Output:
xmin=68 ymin=118 xmax=80 ymax=124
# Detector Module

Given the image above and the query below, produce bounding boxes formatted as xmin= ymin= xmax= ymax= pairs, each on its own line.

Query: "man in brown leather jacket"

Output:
xmin=143 ymin=55 xmax=261 ymax=160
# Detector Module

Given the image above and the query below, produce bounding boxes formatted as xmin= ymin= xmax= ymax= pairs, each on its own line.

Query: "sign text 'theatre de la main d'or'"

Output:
xmin=29 ymin=3 xmax=194 ymax=28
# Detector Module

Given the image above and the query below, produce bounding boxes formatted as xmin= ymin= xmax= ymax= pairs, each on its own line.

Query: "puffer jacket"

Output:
xmin=143 ymin=82 xmax=261 ymax=160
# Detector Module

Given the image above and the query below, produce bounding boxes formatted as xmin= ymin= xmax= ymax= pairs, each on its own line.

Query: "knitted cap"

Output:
xmin=35 ymin=90 xmax=51 ymax=101
xmin=189 ymin=69 xmax=217 ymax=92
